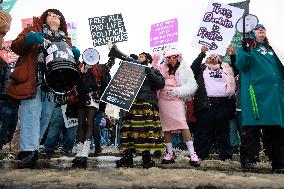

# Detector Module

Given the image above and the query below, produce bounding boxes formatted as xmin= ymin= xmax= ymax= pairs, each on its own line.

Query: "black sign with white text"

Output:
xmin=88 ymin=13 xmax=128 ymax=47
xmin=100 ymin=61 xmax=146 ymax=111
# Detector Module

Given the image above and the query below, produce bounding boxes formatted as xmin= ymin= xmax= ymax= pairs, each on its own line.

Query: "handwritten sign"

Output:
xmin=192 ymin=0 xmax=244 ymax=55
xmin=0 ymin=40 xmax=19 ymax=68
xmin=100 ymin=61 xmax=146 ymax=111
xmin=88 ymin=13 xmax=128 ymax=47
xmin=150 ymin=18 xmax=178 ymax=48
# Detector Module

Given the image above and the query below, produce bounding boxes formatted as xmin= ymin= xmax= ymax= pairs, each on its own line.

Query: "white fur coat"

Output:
xmin=152 ymin=54 xmax=197 ymax=100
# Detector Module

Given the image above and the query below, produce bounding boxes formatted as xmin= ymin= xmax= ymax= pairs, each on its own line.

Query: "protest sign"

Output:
xmin=0 ymin=40 xmax=19 ymax=68
xmin=192 ymin=0 xmax=244 ymax=55
xmin=150 ymin=18 xmax=178 ymax=48
xmin=222 ymin=1 xmax=250 ymax=62
xmin=61 ymin=105 xmax=78 ymax=128
xmin=1 ymin=0 xmax=17 ymax=13
xmin=88 ymin=13 xmax=128 ymax=47
xmin=21 ymin=18 xmax=33 ymax=29
xmin=100 ymin=61 xmax=146 ymax=111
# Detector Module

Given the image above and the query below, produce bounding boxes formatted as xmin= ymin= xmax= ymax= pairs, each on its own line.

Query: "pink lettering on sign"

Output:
xmin=150 ymin=18 xmax=178 ymax=47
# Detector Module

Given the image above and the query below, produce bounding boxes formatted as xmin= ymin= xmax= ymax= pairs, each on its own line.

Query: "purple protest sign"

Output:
xmin=150 ymin=18 xmax=178 ymax=47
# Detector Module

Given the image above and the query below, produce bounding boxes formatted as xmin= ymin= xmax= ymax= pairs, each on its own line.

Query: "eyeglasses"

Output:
xmin=166 ymin=55 xmax=179 ymax=60
xmin=47 ymin=12 xmax=61 ymax=19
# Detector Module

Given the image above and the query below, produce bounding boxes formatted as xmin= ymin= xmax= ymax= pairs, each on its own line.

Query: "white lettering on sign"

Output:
xmin=56 ymin=51 xmax=68 ymax=59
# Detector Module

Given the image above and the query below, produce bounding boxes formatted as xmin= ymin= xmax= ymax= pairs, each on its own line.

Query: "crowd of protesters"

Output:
xmin=0 ymin=8 xmax=283 ymax=174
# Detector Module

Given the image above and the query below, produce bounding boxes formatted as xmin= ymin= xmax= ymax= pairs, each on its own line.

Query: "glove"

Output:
xmin=71 ymin=46 xmax=81 ymax=61
xmin=145 ymin=67 xmax=152 ymax=74
xmin=24 ymin=32 xmax=44 ymax=46
xmin=242 ymin=38 xmax=253 ymax=52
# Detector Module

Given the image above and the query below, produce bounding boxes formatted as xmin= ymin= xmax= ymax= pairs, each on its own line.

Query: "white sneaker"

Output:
xmin=81 ymin=140 xmax=91 ymax=157
xmin=75 ymin=142 xmax=84 ymax=157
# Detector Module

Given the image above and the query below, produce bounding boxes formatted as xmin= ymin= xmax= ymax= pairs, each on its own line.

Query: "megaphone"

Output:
xmin=107 ymin=42 xmax=128 ymax=61
xmin=82 ymin=48 xmax=100 ymax=65
xmin=235 ymin=14 xmax=259 ymax=33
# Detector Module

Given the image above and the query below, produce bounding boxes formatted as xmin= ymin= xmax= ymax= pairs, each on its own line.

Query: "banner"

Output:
xmin=150 ymin=18 xmax=178 ymax=48
xmin=88 ymin=13 xmax=128 ymax=47
xmin=21 ymin=18 xmax=33 ymax=29
xmin=1 ymin=0 xmax=17 ymax=13
xmin=100 ymin=61 xmax=146 ymax=111
xmin=222 ymin=1 xmax=250 ymax=62
xmin=0 ymin=40 xmax=19 ymax=68
xmin=192 ymin=0 xmax=245 ymax=55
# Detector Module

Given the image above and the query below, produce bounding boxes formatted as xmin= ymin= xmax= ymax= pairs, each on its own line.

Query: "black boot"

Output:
xmin=142 ymin=150 xmax=155 ymax=169
xmin=17 ymin=151 xmax=38 ymax=169
xmin=72 ymin=157 xmax=81 ymax=168
xmin=72 ymin=157 xmax=88 ymax=169
xmin=95 ymin=145 xmax=102 ymax=156
xmin=241 ymin=158 xmax=255 ymax=171
xmin=116 ymin=149 xmax=134 ymax=168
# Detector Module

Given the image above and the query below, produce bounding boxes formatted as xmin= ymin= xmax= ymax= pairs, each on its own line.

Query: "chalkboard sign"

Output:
xmin=100 ymin=61 xmax=146 ymax=111
xmin=88 ymin=13 xmax=128 ymax=47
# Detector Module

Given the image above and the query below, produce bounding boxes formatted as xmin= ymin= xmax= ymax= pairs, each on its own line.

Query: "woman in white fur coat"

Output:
xmin=152 ymin=48 xmax=200 ymax=166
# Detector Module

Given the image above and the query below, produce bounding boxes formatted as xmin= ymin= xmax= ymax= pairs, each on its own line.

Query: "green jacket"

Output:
xmin=236 ymin=46 xmax=284 ymax=128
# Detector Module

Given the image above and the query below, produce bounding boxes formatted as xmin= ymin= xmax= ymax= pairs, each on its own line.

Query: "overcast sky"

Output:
xmin=5 ymin=0 xmax=283 ymax=75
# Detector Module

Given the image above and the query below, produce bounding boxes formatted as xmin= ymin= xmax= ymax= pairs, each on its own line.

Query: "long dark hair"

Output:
xmin=168 ymin=62 xmax=180 ymax=75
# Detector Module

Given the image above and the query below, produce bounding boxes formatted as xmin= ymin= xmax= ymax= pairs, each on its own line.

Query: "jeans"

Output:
xmin=93 ymin=111 xmax=103 ymax=147
xmin=20 ymin=87 xmax=55 ymax=151
xmin=44 ymin=106 xmax=77 ymax=153
xmin=115 ymin=110 xmax=123 ymax=147
xmin=229 ymin=111 xmax=242 ymax=152
xmin=101 ymin=128 xmax=110 ymax=145
xmin=0 ymin=106 xmax=18 ymax=143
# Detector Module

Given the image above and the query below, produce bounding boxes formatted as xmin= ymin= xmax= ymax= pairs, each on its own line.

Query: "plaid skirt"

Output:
xmin=120 ymin=100 xmax=164 ymax=151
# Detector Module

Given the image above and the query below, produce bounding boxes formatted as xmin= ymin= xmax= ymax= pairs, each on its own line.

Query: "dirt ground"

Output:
xmin=0 ymin=148 xmax=283 ymax=189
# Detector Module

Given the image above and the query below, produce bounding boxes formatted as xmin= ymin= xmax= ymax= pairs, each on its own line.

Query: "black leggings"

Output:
xmin=77 ymin=107 xmax=97 ymax=142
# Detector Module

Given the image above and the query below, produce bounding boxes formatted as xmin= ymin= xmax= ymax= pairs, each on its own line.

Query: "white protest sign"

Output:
xmin=61 ymin=105 xmax=78 ymax=128
xmin=192 ymin=0 xmax=244 ymax=55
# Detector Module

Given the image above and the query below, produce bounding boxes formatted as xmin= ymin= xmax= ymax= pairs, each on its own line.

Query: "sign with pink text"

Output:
xmin=21 ymin=18 xmax=33 ymax=29
xmin=150 ymin=18 xmax=178 ymax=48
xmin=192 ymin=0 xmax=244 ymax=55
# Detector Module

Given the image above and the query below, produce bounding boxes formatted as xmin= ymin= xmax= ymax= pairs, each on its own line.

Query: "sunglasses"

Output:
xmin=166 ymin=55 xmax=179 ymax=60
xmin=47 ymin=12 xmax=61 ymax=19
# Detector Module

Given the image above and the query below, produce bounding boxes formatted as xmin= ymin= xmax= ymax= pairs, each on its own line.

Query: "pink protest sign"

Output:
xmin=21 ymin=18 xmax=33 ymax=29
xmin=0 ymin=41 xmax=19 ymax=67
xmin=150 ymin=18 xmax=178 ymax=47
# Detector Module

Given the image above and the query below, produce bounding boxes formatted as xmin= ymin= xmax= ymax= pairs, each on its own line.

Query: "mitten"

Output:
xmin=24 ymin=32 xmax=44 ymax=46
xmin=71 ymin=46 xmax=81 ymax=61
